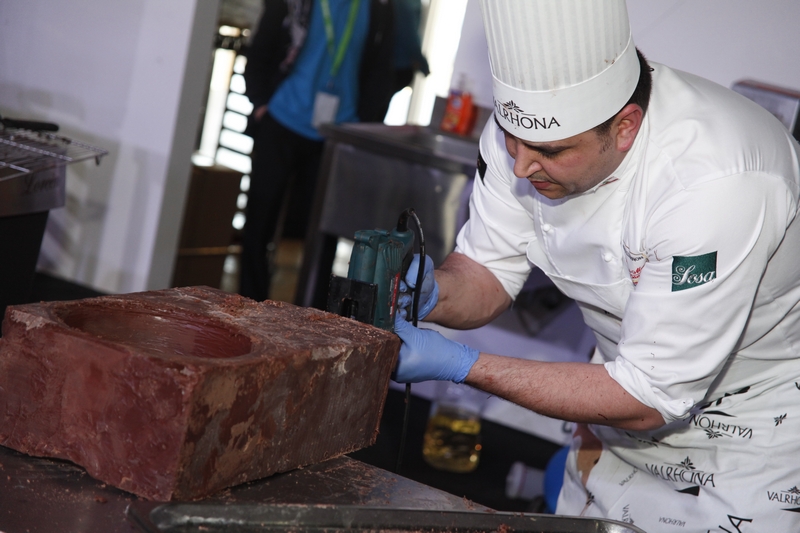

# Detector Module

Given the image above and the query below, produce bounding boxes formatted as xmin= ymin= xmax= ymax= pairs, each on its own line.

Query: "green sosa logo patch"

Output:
xmin=672 ymin=252 xmax=717 ymax=292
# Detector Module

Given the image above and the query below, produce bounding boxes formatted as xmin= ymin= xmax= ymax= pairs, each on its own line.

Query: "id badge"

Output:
xmin=312 ymin=91 xmax=340 ymax=128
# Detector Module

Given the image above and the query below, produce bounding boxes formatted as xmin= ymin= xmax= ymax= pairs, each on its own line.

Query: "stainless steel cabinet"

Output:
xmin=296 ymin=123 xmax=479 ymax=309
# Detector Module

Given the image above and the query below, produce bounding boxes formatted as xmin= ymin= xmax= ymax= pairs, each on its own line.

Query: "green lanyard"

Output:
xmin=320 ymin=0 xmax=361 ymax=79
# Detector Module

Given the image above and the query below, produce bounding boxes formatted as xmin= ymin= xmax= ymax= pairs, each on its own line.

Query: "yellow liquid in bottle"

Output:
xmin=422 ymin=405 xmax=482 ymax=473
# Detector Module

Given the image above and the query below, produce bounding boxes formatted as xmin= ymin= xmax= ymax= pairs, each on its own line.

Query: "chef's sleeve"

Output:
xmin=454 ymin=120 xmax=537 ymax=300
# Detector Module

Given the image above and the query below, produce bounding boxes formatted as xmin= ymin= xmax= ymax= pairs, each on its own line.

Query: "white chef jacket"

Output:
xmin=456 ymin=63 xmax=800 ymax=532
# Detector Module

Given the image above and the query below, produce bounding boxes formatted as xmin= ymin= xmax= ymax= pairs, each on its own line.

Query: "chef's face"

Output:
xmin=497 ymin=108 xmax=639 ymax=200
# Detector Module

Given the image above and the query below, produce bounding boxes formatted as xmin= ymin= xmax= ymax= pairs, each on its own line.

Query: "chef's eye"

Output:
xmin=537 ymin=148 xmax=563 ymax=158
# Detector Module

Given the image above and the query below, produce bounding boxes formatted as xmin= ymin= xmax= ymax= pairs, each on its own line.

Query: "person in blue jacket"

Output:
xmin=240 ymin=0 xmax=394 ymax=301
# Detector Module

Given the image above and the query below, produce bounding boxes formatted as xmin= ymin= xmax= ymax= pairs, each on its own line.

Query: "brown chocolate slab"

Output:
xmin=0 ymin=286 xmax=399 ymax=501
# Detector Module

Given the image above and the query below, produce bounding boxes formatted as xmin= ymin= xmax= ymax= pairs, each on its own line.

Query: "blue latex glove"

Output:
xmin=397 ymin=254 xmax=439 ymax=321
xmin=393 ymin=312 xmax=479 ymax=383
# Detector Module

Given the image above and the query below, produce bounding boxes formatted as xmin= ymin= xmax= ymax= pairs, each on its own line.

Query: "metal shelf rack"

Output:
xmin=0 ymin=127 xmax=108 ymax=182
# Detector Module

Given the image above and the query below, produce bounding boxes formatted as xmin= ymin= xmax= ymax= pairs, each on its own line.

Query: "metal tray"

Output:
xmin=0 ymin=126 xmax=108 ymax=216
xmin=0 ymin=127 xmax=107 ymax=182
xmin=127 ymin=503 xmax=647 ymax=533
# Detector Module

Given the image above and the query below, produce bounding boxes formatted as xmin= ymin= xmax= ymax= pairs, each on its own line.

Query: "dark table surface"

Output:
xmin=0 ymin=444 xmax=646 ymax=533
xmin=0 ymin=444 xmax=488 ymax=533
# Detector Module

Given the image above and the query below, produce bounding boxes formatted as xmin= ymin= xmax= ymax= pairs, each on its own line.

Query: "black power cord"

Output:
xmin=394 ymin=208 xmax=426 ymax=474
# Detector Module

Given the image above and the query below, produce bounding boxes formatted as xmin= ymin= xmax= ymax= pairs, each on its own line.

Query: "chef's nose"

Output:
xmin=512 ymin=145 xmax=543 ymax=179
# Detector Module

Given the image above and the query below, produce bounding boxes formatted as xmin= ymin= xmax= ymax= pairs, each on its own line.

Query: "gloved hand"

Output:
xmin=393 ymin=312 xmax=479 ymax=383
xmin=396 ymin=254 xmax=439 ymax=321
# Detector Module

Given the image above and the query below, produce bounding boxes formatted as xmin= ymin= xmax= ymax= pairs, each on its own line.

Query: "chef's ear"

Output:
xmin=613 ymin=103 xmax=643 ymax=153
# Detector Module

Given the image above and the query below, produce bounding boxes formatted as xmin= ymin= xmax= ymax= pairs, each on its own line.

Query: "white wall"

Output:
xmin=0 ymin=0 xmax=220 ymax=294
xmin=453 ymin=0 xmax=800 ymax=109
xmin=451 ymin=0 xmax=493 ymax=108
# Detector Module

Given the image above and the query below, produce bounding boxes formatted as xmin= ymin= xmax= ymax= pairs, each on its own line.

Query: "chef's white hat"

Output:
xmin=480 ymin=0 xmax=640 ymax=142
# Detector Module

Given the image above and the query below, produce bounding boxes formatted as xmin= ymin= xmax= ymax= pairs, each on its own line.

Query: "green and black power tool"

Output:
xmin=326 ymin=209 xmax=418 ymax=332
xmin=327 ymin=209 xmax=425 ymax=473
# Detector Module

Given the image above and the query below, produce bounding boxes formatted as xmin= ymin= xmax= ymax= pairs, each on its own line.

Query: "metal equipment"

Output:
xmin=296 ymin=122 xmax=477 ymax=311
xmin=326 ymin=209 xmax=427 ymax=475
xmin=128 ymin=502 xmax=647 ymax=533
xmin=0 ymin=116 xmax=108 ymax=320
xmin=0 ymin=117 xmax=106 ymax=186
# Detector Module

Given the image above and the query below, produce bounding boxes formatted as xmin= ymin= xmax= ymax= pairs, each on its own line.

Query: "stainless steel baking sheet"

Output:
xmin=128 ymin=503 xmax=647 ymax=533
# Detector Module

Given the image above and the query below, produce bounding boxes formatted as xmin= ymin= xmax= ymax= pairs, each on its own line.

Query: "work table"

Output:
xmin=0 ymin=445 xmax=484 ymax=533
xmin=0 ymin=444 xmax=645 ymax=533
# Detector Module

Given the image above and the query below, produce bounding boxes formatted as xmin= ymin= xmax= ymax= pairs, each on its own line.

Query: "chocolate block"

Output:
xmin=0 ymin=287 xmax=399 ymax=501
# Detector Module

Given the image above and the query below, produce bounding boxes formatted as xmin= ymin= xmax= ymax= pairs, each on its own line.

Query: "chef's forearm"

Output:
xmin=425 ymin=252 xmax=512 ymax=329
xmin=465 ymin=354 xmax=666 ymax=431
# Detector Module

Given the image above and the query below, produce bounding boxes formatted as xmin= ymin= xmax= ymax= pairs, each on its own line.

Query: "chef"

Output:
xmin=393 ymin=0 xmax=800 ymax=531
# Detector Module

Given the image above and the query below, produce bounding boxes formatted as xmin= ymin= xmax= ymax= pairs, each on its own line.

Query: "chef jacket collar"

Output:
xmin=584 ymin=112 xmax=649 ymax=195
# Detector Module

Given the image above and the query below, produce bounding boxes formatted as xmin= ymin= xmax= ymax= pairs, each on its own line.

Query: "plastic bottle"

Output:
xmin=440 ymin=75 xmax=476 ymax=136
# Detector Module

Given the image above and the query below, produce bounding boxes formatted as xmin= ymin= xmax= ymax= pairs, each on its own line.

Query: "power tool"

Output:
xmin=327 ymin=209 xmax=417 ymax=332
xmin=327 ymin=209 xmax=426 ymax=474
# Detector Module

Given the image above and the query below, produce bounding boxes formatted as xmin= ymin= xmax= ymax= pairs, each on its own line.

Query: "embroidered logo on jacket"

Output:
xmin=623 ymin=243 xmax=648 ymax=285
xmin=671 ymin=252 xmax=717 ymax=292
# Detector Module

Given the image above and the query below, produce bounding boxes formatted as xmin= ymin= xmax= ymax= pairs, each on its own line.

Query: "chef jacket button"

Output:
xmin=603 ymin=253 xmax=613 ymax=262
xmin=542 ymin=224 xmax=553 ymax=233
